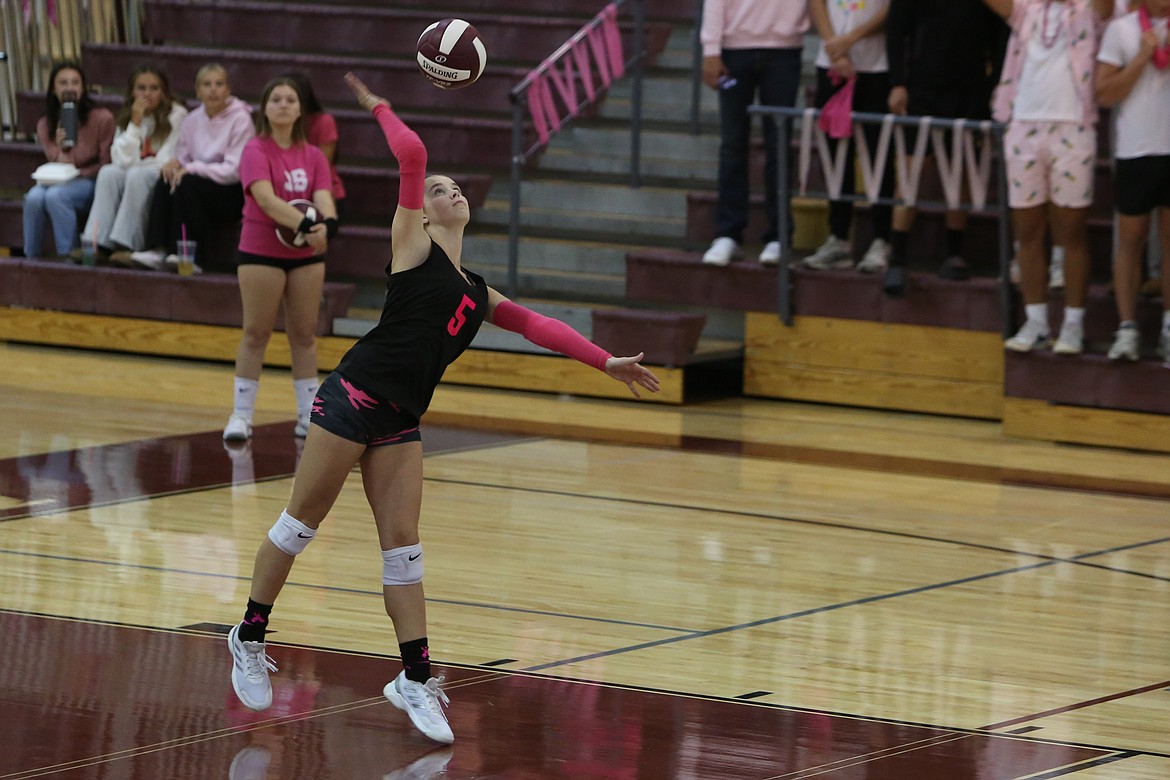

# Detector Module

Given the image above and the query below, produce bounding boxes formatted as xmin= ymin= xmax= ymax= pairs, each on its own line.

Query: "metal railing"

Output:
xmin=751 ymin=105 xmax=1011 ymax=336
xmin=1 ymin=0 xmax=143 ymax=140
xmin=505 ymin=0 xmax=646 ymax=298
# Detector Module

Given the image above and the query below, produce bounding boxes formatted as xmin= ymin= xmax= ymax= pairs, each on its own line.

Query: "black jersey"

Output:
xmin=335 ymin=241 xmax=488 ymax=418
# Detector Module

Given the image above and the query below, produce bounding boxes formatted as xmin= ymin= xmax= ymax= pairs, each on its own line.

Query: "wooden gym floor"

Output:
xmin=1 ymin=341 xmax=1168 ymax=779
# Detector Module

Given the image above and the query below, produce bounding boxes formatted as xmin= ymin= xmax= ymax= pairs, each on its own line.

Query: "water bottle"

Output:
xmin=60 ymin=92 xmax=78 ymax=150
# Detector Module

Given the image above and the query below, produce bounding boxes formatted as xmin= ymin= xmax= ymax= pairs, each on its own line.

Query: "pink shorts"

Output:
xmin=1004 ymin=121 xmax=1096 ymax=209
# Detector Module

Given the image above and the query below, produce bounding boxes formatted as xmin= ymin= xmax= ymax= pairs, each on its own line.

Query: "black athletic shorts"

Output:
xmin=236 ymin=249 xmax=326 ymax=271
xmin=1114 ymin=156 xmax=1170 ymax=216
xmin=310 ymin=371 xmax=422 ymax=447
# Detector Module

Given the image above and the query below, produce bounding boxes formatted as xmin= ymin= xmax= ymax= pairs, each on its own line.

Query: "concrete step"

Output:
xmin=535 ymin=125 xmax=718 ymax=183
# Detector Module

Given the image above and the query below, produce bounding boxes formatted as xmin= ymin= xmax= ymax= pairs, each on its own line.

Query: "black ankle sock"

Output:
xmin=238 ymin=598 xmax=273 ymax=642
xmin=890 ymin=230 xmax=909 ymax=266
xmin=946 ymin=229 xmax=964 ymax=259
xmin=400 ymin=637 xmax=431 ymax=683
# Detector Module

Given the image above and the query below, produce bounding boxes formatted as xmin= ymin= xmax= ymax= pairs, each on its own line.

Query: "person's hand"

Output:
xmin=824 ymin=33 xmax=855 ymax=61
xmin=305 ymin=222 xmax=328 ymax=252
xmin=701 ymin=55 xmax=727 ymax=90
xmin=604 ymin=353 xmax=661 ymax=398
xmin=888 ymin=86 xmax=909 ymax=115
xmin=161 ymin=159 xmax=181 ymax=183
xmin=344 ymin=72 xmax=389 ymax=112
xmin=830 ymin=55 xmax=856 ymax=81
xmin=130 ymin=94 xmax=151 ymax=125
xmin=54 ymin=126 xmax=68 ymax=147
xmin=1139 ymin=28 xmax=1158 ymax=62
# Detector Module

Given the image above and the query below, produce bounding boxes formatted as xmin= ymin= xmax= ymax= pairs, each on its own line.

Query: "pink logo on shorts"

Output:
xmin=340 ymin=377 xmax=378 ymax=410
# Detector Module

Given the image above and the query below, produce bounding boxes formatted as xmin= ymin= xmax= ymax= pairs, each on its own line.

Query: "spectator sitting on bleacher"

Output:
xmin=132 ymin=63 xmax=254 ymax=272
xmin=22 ymin=62 xmax=115 ymax=260
xmin=281 ymin=72 xmax=346 ymax=220
xmin=86 ymin=65 xmax=187 ymax=263
xmin=882 ymin=0 xmax=1009 ymax=296
xmin=801 ymin=0 xmax=895 ymax=273
xmin=992 ymin=0 xmax=1117 ymax=356
xmin=1096 ymin=0 xmax=1170 ymax=361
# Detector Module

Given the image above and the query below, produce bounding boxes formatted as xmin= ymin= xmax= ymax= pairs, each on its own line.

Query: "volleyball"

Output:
xmin=416 ymin=19 xmax=487 ymax=90
xmin=275 ymin=199 xmax=319 ymax=249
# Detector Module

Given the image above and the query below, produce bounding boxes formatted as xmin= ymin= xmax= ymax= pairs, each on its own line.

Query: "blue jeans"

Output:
xmin=22 ymin=177 xmax=96 ymax=257
xmin=715 ymin=48 xmax=803 ymax=245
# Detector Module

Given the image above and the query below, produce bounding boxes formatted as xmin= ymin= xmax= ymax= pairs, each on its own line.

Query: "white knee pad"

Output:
xmin=268 ymin=509 xmax=316 ymax=556
xmin=382 ymin=543 xmax=424 ymax=585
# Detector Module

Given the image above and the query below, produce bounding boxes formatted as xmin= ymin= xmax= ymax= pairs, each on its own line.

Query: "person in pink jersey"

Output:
xmin=222 ymin=75 xmax=338 ymax=443
xmin=281 ymin=72 xmax=346 ymax=218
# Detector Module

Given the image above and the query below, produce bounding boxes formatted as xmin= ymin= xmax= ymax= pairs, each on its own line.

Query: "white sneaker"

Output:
xmin=1049 ymin=247 xmax=1065 ymax=290
xmin=1052 ymin=321 xmax=1083 ymax=355
xmin=385 ymin=671 xmax=454 ymax=744
xmin=294 ymin=414 xmax=310 ymax=438
xmin=1004 ymin=320 xmax=1051 ymax=352
xmin=800 ymin=235 xmax=851 ymax=270
xmin=1107 ymin=327 xmax=1140 ymax=361
xmin=758 ymin=240 xmax=782 ymax=266
xmin=228 ymin=624 xmax=276 ymax=711
xmin=130 ymin=249 xmax=166 ymax=270
xmin=1158 ymin=330 xmax=1170 ymax=365
xmin=856 ymin=238 xmax=890 ymax=273
xmin=223 ymin=413 xmax=253 ymax=442
xmin=701 ymin=237 xmax=739 ymax=267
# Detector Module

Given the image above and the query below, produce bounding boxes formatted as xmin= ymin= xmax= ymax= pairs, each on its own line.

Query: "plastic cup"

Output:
xmin=177 ymin=239 xmax=196 ymax=276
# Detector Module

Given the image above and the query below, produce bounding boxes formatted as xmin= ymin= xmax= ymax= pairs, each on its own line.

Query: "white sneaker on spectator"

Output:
xmin=229 ymin=745 xmax=271 ymax=780
xmin=701 ymin=237 xmax=739 ymax=267
xmin=384 ymin=671 xmax=454 ymax=744
xmin=228 ymin=624 xmax=276 ymax=711
xmin=1004 ymin=320 xmax=1051 ymax=352
xmin=223 ymin=413 xmax=253 ymax=442
xmin=1048 ymin=247 xmax=1065 ymax=290
xmin=1158 ymin=330 xmax=1170 ymax=365
xmin=758 ymin=240 xmax=782 ymax=266
xmin=800 ymin=235 xmax=850 ymax=270
xmin=130 ymin=249 xmax=166 ymax=270
xmin=856 ymin=238 xmax=891 ymax=273
xmin=1052 ymin=321 xmax=1083 ymax=355
xmin=1107 ymin=328 xmax=1140 ymax=361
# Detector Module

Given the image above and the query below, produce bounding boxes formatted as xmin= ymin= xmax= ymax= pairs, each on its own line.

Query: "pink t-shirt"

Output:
xmin=306 ymin=112 xmax=345 ymax=201
xmin=238 ymin=136 xmax=331 ymax=259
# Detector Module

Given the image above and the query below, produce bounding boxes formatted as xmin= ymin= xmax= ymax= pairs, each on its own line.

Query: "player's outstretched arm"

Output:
xmin=486 ymin=288 xmax=660 ymax=398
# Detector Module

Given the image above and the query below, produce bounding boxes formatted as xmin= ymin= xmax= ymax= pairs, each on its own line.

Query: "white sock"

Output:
xmin=1063 ymin=307 xmax=1084 ymax=327
xmin=1025 ymin=303 xmax=1048 ymax=329
xmin=233 ymin=377 xmax=259 ymax=420
xmin=1162 ymin=310 xmax=1170 ymax=334
xmin=293 ymin=376 xmax=318 ymax=419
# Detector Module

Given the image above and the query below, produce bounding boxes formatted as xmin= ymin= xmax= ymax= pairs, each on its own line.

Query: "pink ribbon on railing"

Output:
xmin=525 ymin=1 xmax=626 ymax=148
xmin=20 ymin=0 xmax=57 ymax=26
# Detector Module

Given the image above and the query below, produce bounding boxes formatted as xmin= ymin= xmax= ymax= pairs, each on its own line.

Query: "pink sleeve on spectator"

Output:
xmin=373 ymin=103 xmax=426 ymax=210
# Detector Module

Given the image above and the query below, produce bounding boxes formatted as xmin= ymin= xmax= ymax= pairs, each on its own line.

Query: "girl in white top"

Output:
xmin=803 ymin=0 xmax=894 ymax=273
xmin=1096 ymin=0 xmax=1170 ymax=361
xmin=989 ymin=0 xmax=1115 ymax=356
xmin=83 ymin=65 xmax=187 ymax=257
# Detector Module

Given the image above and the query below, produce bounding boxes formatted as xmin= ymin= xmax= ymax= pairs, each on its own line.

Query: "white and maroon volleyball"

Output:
xmin=416 ymin=19 xmax=487 ymax=90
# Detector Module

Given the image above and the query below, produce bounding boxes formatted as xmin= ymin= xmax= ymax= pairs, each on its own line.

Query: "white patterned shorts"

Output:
xmin=1004 ymin=120 xmax=1096 ymax=209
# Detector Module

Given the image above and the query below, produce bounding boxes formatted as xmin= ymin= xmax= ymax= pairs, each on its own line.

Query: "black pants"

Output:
xmin=814 ymin=68 xmax=894 ymax=242
xmin=144 ymin=174 xmax=244 ymax=270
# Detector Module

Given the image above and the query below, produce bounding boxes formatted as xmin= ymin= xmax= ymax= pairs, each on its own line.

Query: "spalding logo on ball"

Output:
xmin=416 ymin=18 xmax=487 ymax=90
xmin=276 ymin=199 xmax=318 ymax=249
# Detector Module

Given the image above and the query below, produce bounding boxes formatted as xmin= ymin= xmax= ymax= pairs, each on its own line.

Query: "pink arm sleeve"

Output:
xmin=373 ymin=103 xmax=427 ymax=210
xmin=492 ymin=300 xmax=612 ymax=372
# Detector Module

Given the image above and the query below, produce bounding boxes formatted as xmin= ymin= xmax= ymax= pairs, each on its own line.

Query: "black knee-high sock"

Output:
xmin=946 ymin=228 xmax=964 ymax=259
xmin=890 ymin=230 xmax=909 ymax=267
xmin=238 ymin=598 xmax=273 ymax=643
xmin=400 ymin=637 xmax=431 ymax=683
